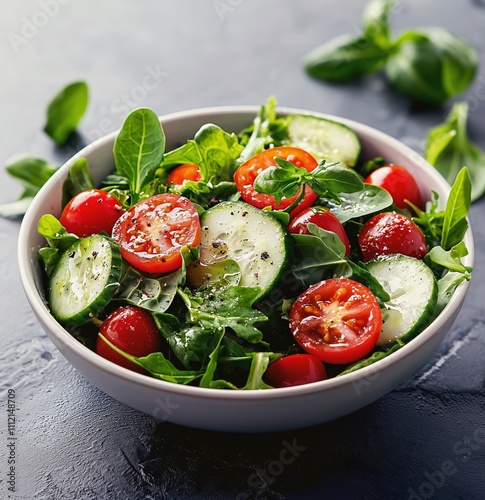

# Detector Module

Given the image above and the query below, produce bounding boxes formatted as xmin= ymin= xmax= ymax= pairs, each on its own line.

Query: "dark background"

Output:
xmin=1 ymin=1 xmax=484 ymax=499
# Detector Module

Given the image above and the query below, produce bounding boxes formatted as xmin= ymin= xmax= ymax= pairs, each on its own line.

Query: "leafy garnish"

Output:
xmin=44 ymin=81 xmax=89 ymax=146
xmin=113 ymin=107 xmax=165 ymax=204
xmin=425 ymin=103 xmax=485 ymax=202
xmin=61 ymin=157 xmax=95 ymax=208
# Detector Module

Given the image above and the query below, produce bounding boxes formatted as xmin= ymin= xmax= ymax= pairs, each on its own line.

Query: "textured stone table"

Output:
xmin=1 ymin=1 xmax=484 ymax=498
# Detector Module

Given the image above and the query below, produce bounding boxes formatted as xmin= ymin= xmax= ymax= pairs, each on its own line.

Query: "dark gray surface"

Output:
xmin=1 ymin=1 xmax=485 ymax=499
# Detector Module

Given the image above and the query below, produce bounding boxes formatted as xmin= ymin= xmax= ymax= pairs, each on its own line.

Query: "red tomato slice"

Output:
xmin=290 ymin=278 xmax=382 ymax=365
xmin=60 ymin=189 xmax=125 ymax=238
xmin=288 ymin=206 xmax=351 ymax=255
xmin=358 ymin=211 xmax=428 ymax=261
xmin=112 ymin=193 xmax=201 ymax=274
xmin=234 ymin=146 xmax=318 ymax=216
xmin=264 ymin=354 xmax=327 ymax=388
xmin=96 ymin=305 xmax=162 ymax=373
xmin=167 ymin=164 xmax=201 ymax=185
xmin=364 ymin=164 xmax=423 ymax=210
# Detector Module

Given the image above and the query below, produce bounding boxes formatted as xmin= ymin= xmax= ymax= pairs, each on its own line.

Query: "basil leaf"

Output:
xmin=362 ymin=0 xmax=393 ymax=48
xmin=304 ymin=34 xmax=390 ymax=82
xmin=322 ymin=184 xmax=392 ymax=223
xmin=113 ymin=107 xmax=165 ymax=203
xmin=425 ymin=102 xmax=485 ymax=202
xmin=386 ymin=28 xmax=478 ymax=104
xmin=441 ymin=167 xmax=471 ymax=250
xmin=61 ymin=157 xmax=95 ymax=208
xmin=0 ymin=156 xmax=57 ymax=217
xmin=44 ymin=81 xmax=89 ymax=146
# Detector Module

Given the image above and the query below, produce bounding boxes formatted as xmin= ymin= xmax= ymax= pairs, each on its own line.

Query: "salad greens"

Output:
xmin=44 ymin=81 xmax=89 ymax=146
xmin=36 ymin=99 xmax=473 ymax=389
xmin=304 ymin=0 xmax=478 ymax=105
xmin=426 ymin=102 xmax=485 ymax=202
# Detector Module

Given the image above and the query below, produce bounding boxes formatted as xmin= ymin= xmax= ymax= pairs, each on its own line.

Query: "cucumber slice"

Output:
xmin=285 ymin=114 xmax=360 ymax=167
xmin=191 ymin=201 xmax=291 ymax=298
xmin=49 ymin=234 xmax=122 ymax=325
xmin=367 ymin=254 xmax=438 ymax=346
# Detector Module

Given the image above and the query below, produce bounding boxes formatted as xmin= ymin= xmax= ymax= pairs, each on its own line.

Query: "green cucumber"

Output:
xmin=367 ymin=254 xmax=438 ymax=346
xmin=285 ymin=114 xmax=360 ymax=167
xmin=191 ymin=201 xmax=292 ymax=298
xmin=49 ymin=234 xmax=122 ymax=325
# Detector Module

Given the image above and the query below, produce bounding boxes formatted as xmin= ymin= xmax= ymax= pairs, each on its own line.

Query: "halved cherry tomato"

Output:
xmin=112 ymin=193 xmax=201 ymax=274
xmin=96 ymin=305 xmax=162 ymax=373
xmin=358 ymin=211 xmax=428 ymax=261
xmin=234 ymin=146 xmax=318 ymax=216
xmin=167 ymin=164 xmax=201 ymax=185
xmin=60 ymin=189 xmax=125 ymax=237
xmin=289 ymin=278 xmax=382 ymax=365
xmin=264 ymin=354 xmax=327 ymax=388
xmin=289 ymin=206 xmax=351 ymax=255
xmin=364 ymin=164 xmax=423 ymax=210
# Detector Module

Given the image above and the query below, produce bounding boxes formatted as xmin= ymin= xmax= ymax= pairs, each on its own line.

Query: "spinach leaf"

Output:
xmin=346 ymin=260 xmax=391 ymax=304
xmin=61 ymin=157 xmax=95 ymax=208
xmin=440 ymin=167 xmax=471 ymax=250
xmin=425 ymin=103 xmax=485 ymax=201
xmin=0 ymin=156 xmax=57 ymax=217
xmin=37 ymin=214 xmax=79 ymax=276
xmin=44 ymin=81 xmax=89 ymax=146
xmin=322 ymin=184 xmax=392 ymax=223
xmin=386 ymin=28 xmax=478 ymax=104
xmin=253 ymin=158 xmax=363 ymax=204
xmin=113 ymin=107 xmax=165 ymax=204
xmin=291 ymin=223 xmax=350 ymax=287
xmin=98 ymin=333 xmax=202 ymax=384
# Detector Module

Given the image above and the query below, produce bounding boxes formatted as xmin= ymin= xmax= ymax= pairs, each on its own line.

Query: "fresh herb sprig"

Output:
xmin=304 ymin=0 xmax=478 ymax=105
xmin=253 ymin=157 xmax=364 ymax=205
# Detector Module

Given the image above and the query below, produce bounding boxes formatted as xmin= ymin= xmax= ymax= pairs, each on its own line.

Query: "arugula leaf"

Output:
xmin=178 ymin=286 xmax=267 ymax=344
xmin=409 ymin=191 xmax=444 ymax=248
xmin=425 ymin=103 xmax=485 ymax=202
xmin=425 ymin=241 xmax=472 ymax=275
xmin=253 ymin=158 xmax=363 ymax=204
xmin=44 ymin=81 xmax=89 ymax=146
xmin=113 ymin=107 xmax=165 ymax=203
xmin=98 ymin=333 xmax=202 ymax=384
xmin=322 ymin=184 xmax=392 ymax=223
xmin=346 ymin=260 xmax=391 ymax=304
xmin=0 ymin=156 xmax=57 ymax=217
xmin=240 ymin=352 xmax=279 ymax=390
xmin=61 ymin=157 xmax=95 ymax=208
xmin=440 ymin=167 xmax=471 ymax=250
xmin=435 ymin=271 xmax=471 ymax=314
xmin=386 ymin=28 xmax=478 ymax=104
xmin=37 ymin=214 xmax=79 ymax=276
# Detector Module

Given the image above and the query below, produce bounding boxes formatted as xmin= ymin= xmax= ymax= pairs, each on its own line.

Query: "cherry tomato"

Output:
xmin=358 ymin=211 xmax=428 ymax=261
xmin=288 ymin=206 xmax=351 ymax=255
xmin=60 ymin=189 xmax=125 ymax=237
xmin=289 ymin=278 xmax=382 ymax=365
xmin=112 ymin=193 xmax=201 ymax=274
xmin=234 ymin=146 xmax=318 ymax=216
xmin=167 ymin=164 xmax=201 ymax=185
xmin=364 ymin=164 xmax=423 ymax=210
xmin=96 ymin=305 xmax=162 ymax=373
xmin=264 ymin=354 xmax=327 ymax=388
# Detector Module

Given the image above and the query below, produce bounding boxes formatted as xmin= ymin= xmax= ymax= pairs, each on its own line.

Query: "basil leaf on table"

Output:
xmin=425 ymin=102 xmax=485 ymax=202
xmin=0 ymin=156 xmax=57 ymax=217
xmin=113 ymin=107 xmax=165 ymax=204
xmin=44 ymin=81 xmax=89 ymax=146
xmin=386 ymin=28 xmax=478 ymax=104
xmin=362 ymin=0 xmax=393 ymax=47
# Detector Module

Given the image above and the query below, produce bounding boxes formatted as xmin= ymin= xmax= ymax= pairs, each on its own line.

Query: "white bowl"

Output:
xmin=18 ymin=106 xmax=474 ymax=432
